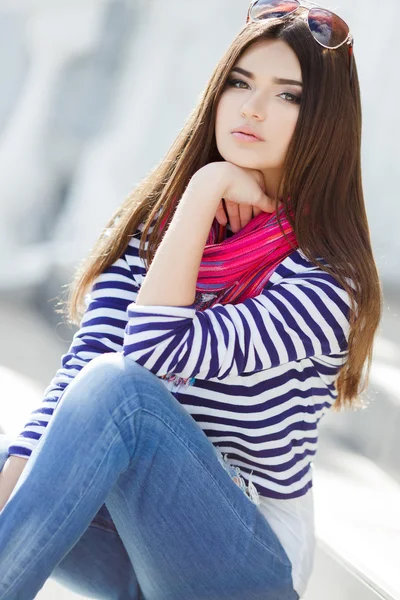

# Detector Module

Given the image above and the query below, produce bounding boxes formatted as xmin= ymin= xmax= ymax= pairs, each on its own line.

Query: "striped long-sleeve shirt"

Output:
xmin=7 ymin=221 xmax=351 ymax=501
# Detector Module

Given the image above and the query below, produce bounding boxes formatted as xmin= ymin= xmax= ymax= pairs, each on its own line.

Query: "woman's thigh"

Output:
xmin=0 ymin=434 xmax=140 ymax=600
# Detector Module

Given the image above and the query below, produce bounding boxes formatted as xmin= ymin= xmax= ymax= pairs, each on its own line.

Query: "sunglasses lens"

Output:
xmin=250 ymin=0 xmax=299 ymax=20
xmin=308 ymin=8 xmax=349 ymax=47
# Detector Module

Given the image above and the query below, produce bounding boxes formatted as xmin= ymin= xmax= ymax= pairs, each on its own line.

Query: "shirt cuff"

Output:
xmin=127 ymin=303 xmax=197 ymax=316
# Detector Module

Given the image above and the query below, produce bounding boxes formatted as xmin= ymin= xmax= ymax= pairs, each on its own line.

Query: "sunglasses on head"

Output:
xmin=246 ymin=0 xmax=354 ymax=83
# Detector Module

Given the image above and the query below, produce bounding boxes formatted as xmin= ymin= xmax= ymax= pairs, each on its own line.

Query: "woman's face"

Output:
xmin=215 ymin=39 xmax=302 ymax=199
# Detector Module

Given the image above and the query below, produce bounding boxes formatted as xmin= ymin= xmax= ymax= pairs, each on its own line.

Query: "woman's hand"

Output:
xmin=216 ymin=199 xmax=264 ymax=233
xmin=193 ymin=162 xmax=278 ymax=233
xmin=0 ymin=455 xmax=28 ymax=511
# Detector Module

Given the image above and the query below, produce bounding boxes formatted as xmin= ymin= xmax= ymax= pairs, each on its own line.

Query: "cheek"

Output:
xmin=215 ymin=98 xmax=229 ymax=135
xmin=274 ymin=112 xmax=299 ymax=148
xmin=214 ymin=106 xmax=230 ymax=151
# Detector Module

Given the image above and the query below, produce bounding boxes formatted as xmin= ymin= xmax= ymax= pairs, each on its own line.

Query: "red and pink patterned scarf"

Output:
xmin=160 ymin=200 xmax=298 ymax=309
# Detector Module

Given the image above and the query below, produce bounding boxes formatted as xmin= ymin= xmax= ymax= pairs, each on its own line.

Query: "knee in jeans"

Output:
xmin=84 ymin=351 xmax=127 ymax=374
xmin=74 ymin=352 xmax=158 ymax=415
xmin=74 ymin=352 xmax=136 ymax=396
xmin=85 ymin=352 xmax=149 ymax=383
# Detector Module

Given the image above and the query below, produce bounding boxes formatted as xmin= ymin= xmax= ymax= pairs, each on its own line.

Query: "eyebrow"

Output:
xmin=230 ymin=66 xmax=303 ymax=88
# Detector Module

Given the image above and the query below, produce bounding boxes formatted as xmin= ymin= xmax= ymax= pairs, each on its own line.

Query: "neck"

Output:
xmin=260 ymin=167 xmax=282 ymax=200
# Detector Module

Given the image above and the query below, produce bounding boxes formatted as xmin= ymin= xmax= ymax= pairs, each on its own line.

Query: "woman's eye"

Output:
xmin=226 ymin=77 xmax=248 ymax=89
xmin=280 ymin=92 xmax=302 ymax=104
xmin=225 ymin=78 xmax=301 ymax=104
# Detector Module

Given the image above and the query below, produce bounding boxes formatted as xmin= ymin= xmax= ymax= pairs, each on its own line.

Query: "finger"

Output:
xmin=224 ymin=199 xmax=242 ymax=233
xmin=254 ymin=190 xmax=276 ymax=213
xmin=215 ymin=199 xmax=228 ymax=226
xmin=252 ymin=205 xmax=263 ymax=218
xmin=238 ymin=204 xmax=253 ymax=228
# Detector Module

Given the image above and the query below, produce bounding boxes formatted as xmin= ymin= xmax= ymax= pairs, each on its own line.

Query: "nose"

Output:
xmin=240 ymin=94 xmax=267 ymax=121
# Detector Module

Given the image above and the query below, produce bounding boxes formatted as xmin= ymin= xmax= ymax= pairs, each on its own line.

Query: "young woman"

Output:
xmin=0 ymin=1 xmax=381 ymax=598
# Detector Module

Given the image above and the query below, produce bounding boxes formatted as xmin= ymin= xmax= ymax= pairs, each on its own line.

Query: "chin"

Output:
xmin=218 ymin=146 xmax=261 ymax=169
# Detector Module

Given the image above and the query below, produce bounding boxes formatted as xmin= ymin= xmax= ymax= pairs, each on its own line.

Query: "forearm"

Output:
xmin=135 ymin=167 xmax=224 ymax=308
xmin=0 ymin=455 xmax=28 ymax=511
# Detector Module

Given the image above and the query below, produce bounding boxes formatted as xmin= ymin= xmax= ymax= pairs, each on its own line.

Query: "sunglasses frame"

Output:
xmin=246 ymin=0 xmax=354 ymax=83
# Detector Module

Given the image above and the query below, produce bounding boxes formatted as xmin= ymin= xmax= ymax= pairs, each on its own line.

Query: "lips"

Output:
xmin=232 ymin=126 xmax=264 ymax=141
xmin=232 ymin=132 xmax=261 ymax=142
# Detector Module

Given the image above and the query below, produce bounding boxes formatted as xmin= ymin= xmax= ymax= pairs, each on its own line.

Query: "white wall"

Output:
xmin=0 ymin=0 xmax=397 ymax=290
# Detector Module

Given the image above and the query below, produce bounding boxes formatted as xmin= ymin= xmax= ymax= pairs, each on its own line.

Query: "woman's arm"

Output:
xmin=124 ymin=267 xmax=350 ymax=381
xmin=0 ymin=456 xmax=28 ymax=511
xmin=135 ymin=166 xmax=224 ymax=308
xmin=135 ymin=162 xmax=273 ymax=308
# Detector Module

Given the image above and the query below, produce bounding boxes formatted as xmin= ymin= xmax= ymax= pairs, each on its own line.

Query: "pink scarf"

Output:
xmin=159 ymin=200 xmax=298 ymax=310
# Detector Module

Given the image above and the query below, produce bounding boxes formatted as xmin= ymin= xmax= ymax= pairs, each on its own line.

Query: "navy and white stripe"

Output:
xmin=8 ymin=225 xmax=351 ymax=499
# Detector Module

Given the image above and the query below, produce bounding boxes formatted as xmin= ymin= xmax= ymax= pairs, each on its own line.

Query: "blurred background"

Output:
xmin=0 ymin=0 xmax=399 ymax=598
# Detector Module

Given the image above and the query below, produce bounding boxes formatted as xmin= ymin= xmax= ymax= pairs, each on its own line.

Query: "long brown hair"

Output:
xmin=57 ymin=11 xmax=382 ymax=412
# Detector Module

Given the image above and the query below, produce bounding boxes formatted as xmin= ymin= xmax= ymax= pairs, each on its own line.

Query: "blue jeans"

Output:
xmin=0 ymin=353 xmax=299 ymax=600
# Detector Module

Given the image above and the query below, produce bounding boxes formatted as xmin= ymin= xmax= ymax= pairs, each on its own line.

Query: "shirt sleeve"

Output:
xmin=122 ymin=272 xmax=351 ymax=382
xmin=7 ymin=255 xmax=140 ymax=459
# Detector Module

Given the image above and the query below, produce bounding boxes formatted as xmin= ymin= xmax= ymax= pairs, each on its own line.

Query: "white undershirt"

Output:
xmin=257 ymin=487 xmax=316 ymax=597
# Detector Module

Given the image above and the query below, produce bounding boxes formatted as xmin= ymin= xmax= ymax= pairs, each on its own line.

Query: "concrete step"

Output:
xmin=36 ymin=579 xmax=91 ymax=600
xmin=303 ymin=541 xmax=396 ymax=600
xmin=307 ymin=432 xmax=400 ymax=599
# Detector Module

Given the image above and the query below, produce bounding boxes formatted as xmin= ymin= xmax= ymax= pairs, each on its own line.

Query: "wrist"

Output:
xmin=0 ymin=456 xmax=28 ymax=509
xmin=190 ymin=162 xmax=231 ymax=200
xmin=1 ymin=455 xmax=28 ymax=478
